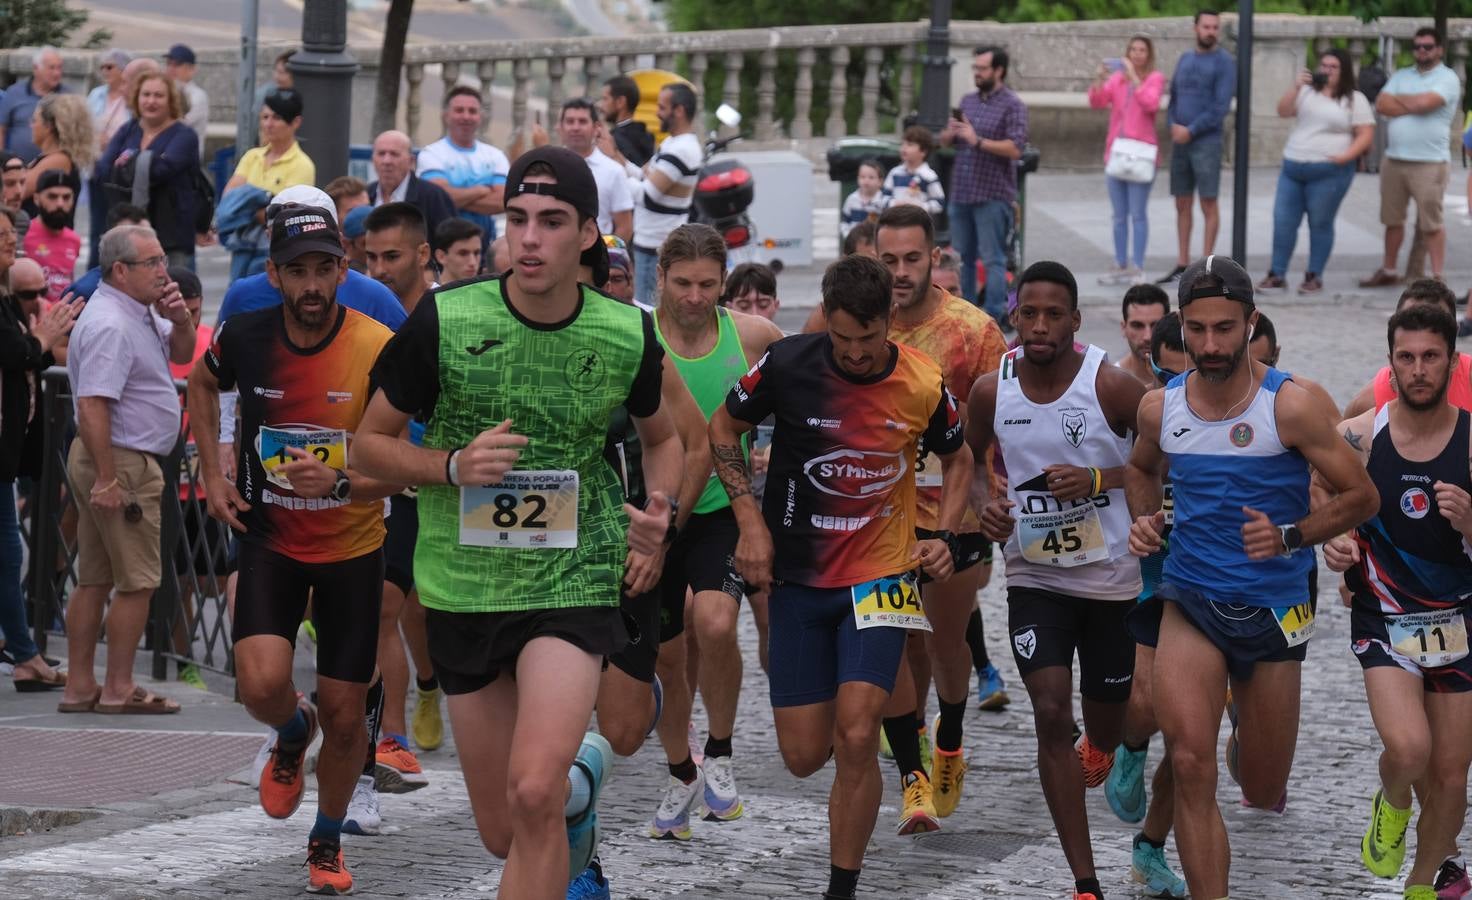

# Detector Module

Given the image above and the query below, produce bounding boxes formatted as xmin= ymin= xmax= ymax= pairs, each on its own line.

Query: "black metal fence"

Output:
xmin=28 ymin=369 xmax=235 ymax=681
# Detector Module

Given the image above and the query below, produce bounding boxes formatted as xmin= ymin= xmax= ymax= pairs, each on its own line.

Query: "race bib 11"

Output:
xmin=1387 ymin=608 xmax=1469 ymax=668
xmin=460 ymin=470 xmax=579 ymax=549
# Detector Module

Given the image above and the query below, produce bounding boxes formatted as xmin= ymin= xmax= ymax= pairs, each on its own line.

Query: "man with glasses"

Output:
xmin=57 ymin=225 xmax=195 ymax=717
xmin=86 ymin=49 xmax=131 ymax=153
xmin=1361 ymin=27 xmax=1462 ymax=290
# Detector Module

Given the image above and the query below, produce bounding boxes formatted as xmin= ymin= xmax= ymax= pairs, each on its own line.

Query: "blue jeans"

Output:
xmin=1106 ymin=174 xmax=1154 ymax=269
xmin=1269 ymin=159 xmax=1356 ymax=277
xmin=949 ymin=199 xmax=1012 ymax=320
xmin=633 ymin=246 xmax=659 ymax=307
xmin=0 ymin=481 xmax=38 ymax=664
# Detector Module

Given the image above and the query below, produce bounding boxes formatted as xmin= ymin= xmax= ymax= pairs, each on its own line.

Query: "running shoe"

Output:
xmin=1098 ymin=265 xmax=1132 ymax=286
xmin=567 ymin=861 xmax=611 ymax=900
xmin=701 ymin=756 xmax=744 ymax=821
xmin=1131 ymin=833 xmax=1187 ymax=898
xmin=687 ymin=721 xmax=704 ymax=766
xmin=646 ymin=675 xmax=664 ymax=738
xmin=343 ymin=774 xmax=381 ymax=836
xmin=1075 ymin=893 xmax=1101 ymax=900
xmin=976 ymin=663 xmax=1010 ymax=710
xmin=1155 ymin=264 xmax=1187 ymax=285
xmin=918 ymin=724 xmax=933 ymax=775
xmin=567 ymin=733 xmax=611 ymax=882
xmin=897 ymin=770 xmax=940 ymax=835
xmin=412 ymin=685 xmax=444 ymax=751
xmin=304 ymin=839 xmax=352 ymax=895
xmin=178 ymin=663 xmax=207 ymax=690
xmin=260 ymin=699 xmax=318 ymax=819
xmin=1362 ymin=787 xmax=1412 ymax=878
xmin=1407 ymin=886 xmax=1439 ymax=900
xmin=374 ymin=735 xmax=429 ymax=793
xmin=1105 ymin=743 xmax=1147 ymax=823
xmin=1436 ymin=854 xmax=1471 ymax=899
xmin=649 ymin=770 xmax=705 ymax=840
xmin=1075 ymin=732 xmax=1114 ymax=789
xmin=929 ymin=714 xmax=968 ymax=818
xmin=248 ymin=729 xmax=275 ymax=790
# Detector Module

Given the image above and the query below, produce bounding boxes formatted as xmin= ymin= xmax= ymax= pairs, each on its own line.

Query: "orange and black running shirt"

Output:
xmin=204 ymin=304 xmax=393 ymax=564
xmin=725 ymin=332 xmax=963 ymax=589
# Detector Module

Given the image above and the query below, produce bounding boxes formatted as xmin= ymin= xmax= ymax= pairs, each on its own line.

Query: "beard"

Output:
xmin=893 ymin=266 xmax=932 ymax=311
xmin=1198 ymin=34 xmax=1217 ymax=51
xmin=975 ymin=77 xmax=995 ymax=93
xmin=284 ymin=290 xmax=334 ymax=328
xmin=1400 ymin=369 xmax=1452 ymax=411
xmin=39 ymin=208 xmax=69 ymax=230
xmin=1188 ymin=340 xmax=1247 ymax=384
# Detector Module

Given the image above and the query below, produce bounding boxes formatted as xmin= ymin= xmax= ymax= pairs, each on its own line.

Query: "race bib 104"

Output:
xmin=1273 ymin=601 xmax=1316 ymax=648
xmin=257 ymin=425 xmax=347 ymax=491
xmin=851 ymin=572 xmax=930 ymax=632
xmin=1387 ymin=608 xmax=1470 ymax=668
xmin=1018 ymin=502 xmax=1110 ymax=568
xmin=460 ymin=470 xmax=579 ymax=549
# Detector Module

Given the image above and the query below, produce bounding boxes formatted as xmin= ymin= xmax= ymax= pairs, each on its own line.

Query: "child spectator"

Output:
xmin=840 ymin=158 xmax=885 ymax=239
xmin=882 ymin=126 xmax=945 ymax=216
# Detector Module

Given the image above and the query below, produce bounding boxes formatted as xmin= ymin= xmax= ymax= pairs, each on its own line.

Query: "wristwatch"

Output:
xmin=1277 ymin=523 xmax=1303 ymax=557
xmin=330 ymin=468 xmax=352 ymax=503
xmin=931 ymin=529 xmax=963 ymax=564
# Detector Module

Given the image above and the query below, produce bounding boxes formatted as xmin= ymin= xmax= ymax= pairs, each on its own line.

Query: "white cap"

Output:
xmin=270 ymin=184 xmax=337 ymax=224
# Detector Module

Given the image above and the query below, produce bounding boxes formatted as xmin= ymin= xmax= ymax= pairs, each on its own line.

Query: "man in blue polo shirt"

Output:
xmin=0 ymin=47 xmax=71 ymax=162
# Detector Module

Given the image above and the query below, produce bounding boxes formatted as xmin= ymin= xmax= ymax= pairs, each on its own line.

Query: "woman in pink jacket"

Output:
xmin=1089 ymin=35 xmax=1165 ymax=286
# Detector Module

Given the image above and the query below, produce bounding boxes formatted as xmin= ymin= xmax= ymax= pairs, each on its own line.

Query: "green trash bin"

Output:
xmin=825 ymin=137 xmax=901 ymax=242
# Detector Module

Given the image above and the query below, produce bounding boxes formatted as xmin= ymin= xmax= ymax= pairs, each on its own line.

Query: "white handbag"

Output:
xmin=1106 ymin=137 xmax=1158 ymax=183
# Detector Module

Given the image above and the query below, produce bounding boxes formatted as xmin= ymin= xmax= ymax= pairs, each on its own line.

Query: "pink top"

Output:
xmin=1087 ymin=69 xmax=1166 ymax=163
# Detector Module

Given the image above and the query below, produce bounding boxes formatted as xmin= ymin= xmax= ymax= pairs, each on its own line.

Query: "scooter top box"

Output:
xmin=694 ymin=158 xmax=754 ymax=220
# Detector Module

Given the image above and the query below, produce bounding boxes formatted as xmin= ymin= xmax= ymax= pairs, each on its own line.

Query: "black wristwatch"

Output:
xmin=330 ymin=468 xmax=352 ymax=503
xmin=643 ymin=494 xmax=679 ymax=545
xmin=1277 ymin=523 xmax=1302 ymax=557
xmin=931 ymin=529 xmax=962 ymax=564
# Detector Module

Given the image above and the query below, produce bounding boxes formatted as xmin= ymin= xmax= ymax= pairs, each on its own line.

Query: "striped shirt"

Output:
xmin=633 ymin=131 xmax=703 ymax=252
xmin=881 ymin=162 xmax=945 ymax=216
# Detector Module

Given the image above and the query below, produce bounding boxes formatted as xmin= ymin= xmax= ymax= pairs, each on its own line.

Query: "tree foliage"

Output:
xmin=0 ymin=0 xmax=109 ymax=49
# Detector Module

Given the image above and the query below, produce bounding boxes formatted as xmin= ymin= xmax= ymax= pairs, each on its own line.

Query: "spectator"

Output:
xmin=840 ymin=158 xmax=885 ymax=240
xmin=602 ymin=234 xmax=634 ymax=303
xmin=368 ymin=129 xmax=455 ymax=240
xmin=221 ymin=89 xmax=312 ymax=281
xmin=24 ymin=170 xmax=79 ymax=303
xmin=64 ymin=202 xmax=147 ymax=301
xmin=488 ymin=234 xmax=509 ymax=273
xmin=0 ymin=208 xmax=75 ymax=692
xmin=164 ymin=44 xmax=209 ymax=156
xmin=0 ymin=155 xmax=30 ymax=249
xmin=416 ymin=84 xmax=508 ymax=253
xmin=121 ymin=57 xmax=160 ymax=102
xmin=433 ymin=216 xmax=483 ymax=283
xmin=843 ymin=219 xmax=878 ymax=258
xmin=882 ymin=125 xmax=945 ymax=215
xmin=1089 ymin=34 xmax=1165 ymax=286
xmin=96 ymin=74 xmax=203 ymax=270
xmin=941 ymin=45 xmax=1028 ymax=322
xmin=363 ymin=201 xmax=430 ymax=310
xmin=341 ymin=205 xmax=370 ymax=272
xmin=558 ymin=97 xmax=633 ymax=240
xmin=22 ymin=93 xmax=91 ymax=224
xmin=1258 ymin=48 xmax=1374 ymax=295
xmin=324 ymin=174 xmax=369 ymax=225
xmin=932 ymin=246 xmax=964 ymax=296
xmin=1360 ymin=26 xmax=1462 ymax=293
xmin=253 ymin=49 xmax=295 ymax=112
xmin=58 ymin=224 xmax=196 ymax=716
xmin=721 ymin=261 xmax=780 ymax=320
xmin=87 ymin=49 xmax=132 ymax=153
xmin=600 ymin=74 xmax=654 ymax=168
xmin=0 ymin=47 xmax=71 ymax=163
xmin=623 ymin=82 xmax=703 ymax=305
xmin=1157 ymin=10 xmax=1235 ymax=284
xmin=86 ymin=57 xmax=160 ymax=267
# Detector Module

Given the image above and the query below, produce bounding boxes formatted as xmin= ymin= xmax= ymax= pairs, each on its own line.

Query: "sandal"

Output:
xmin=1358 ymin=268 xmax=1402 ymax=288
xmin=14 ymin=669 xmax=67 ymax=692
xmin=95 ymin=685 xmax=181 ymax=715
xmin=57 ymin=687 xmax=101 ymax=713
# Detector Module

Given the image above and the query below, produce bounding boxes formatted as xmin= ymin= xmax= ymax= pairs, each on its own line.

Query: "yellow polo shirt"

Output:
xmin=232 ymin=141 xmax=316 ymax=194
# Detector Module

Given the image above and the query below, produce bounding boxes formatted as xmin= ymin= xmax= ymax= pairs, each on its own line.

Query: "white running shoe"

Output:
xmin=700 ymin=756 xmax=744 ymax=821
xmin=343 ymin=775 xmax=381 ymax=836
xmin=649 ymin=771 xmax=705 ymax=840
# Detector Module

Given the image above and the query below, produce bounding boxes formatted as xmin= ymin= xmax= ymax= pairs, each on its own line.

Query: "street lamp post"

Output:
xmin=916 ymin=0 xmax=953 ymax=132
xmin=235 ymin=0 xmax=259 ymax=167
xmin=1231 ymin=0 xmax=1253 ymax=265
xmin=289 ymin=0 xmax=359 ymax=186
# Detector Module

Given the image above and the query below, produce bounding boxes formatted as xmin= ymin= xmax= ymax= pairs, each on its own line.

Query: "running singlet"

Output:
xmin=1372 ymin=354 xmax=1472 ymax=413
xmin=1160 ymin=367 xmax=1312 ymax=607
xmin=1348 ymin=406 xmax=1472 ymax=616
xmin=655 ymin=305 xmax=749 ymax=514
xmin=371 ymin=276 xmax=664 ymax=614
xmin=204 ymin=305 xmax=393 ymax=563
xmin=889 ymin=290 xmax=1007 ymax=531
xmin=993 ymin=344 xmax=1140 ymax=600
xmin=725 ymin=332 xmax=964 ymax=589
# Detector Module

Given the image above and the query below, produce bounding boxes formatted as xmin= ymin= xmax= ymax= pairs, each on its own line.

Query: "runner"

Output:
xmin=1342 ymin=280 xmax=1471 ymax=418
xmin=709 ymin=252 xmax=972 ymax=900
xmin=352 ymin=147 xmax=684 ymax=899
xmin=647 ymin=223 xmax=781 ymax=840
xmin=1325 ymin=305 xmax=1472 ymax=900
xmin=1103 ymin=310 xmax=1188 ymax=899
xmin=1124 ymin=254 xmax=1378 ymax=899
xmin=186 ymin=204 xmax=403 ymax=895
xmin=1116 ymin=284 xmax=1170 ymax=386
xmin=873 ymin=204 xmax=1008 ymax=834
xmin=965 ymin=260 xmax=1147 ymax=900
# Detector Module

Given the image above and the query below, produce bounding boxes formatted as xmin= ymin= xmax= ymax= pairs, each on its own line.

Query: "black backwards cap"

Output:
xmin=504 ymin=146 xmax=608 ymax=285
xmin=1178 ymin=254 xmax=1254 ymax=308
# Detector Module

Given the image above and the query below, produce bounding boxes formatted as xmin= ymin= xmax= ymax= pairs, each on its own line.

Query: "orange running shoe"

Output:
xmin=259 ymin=700 xmax=318 ymax=819
xmin=373 ymin=735 xmax=429 ymax=793
xmin=305 ymin=839 xmax=353 ymax=895
xmin=1075 ymin=732 xmax=1115 ymax=789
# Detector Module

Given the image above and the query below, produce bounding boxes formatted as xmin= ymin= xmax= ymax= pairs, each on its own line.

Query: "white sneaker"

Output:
xmin=1097 ymin=265 xmax=1130 ymax=286
xmin=343 ymin=775 xmax=381 ymax=836
xmin=700 ymin=756 xmax=744 ymax=821
xmin=649 ymin=771 xmax=705 ymax=840
xmin=248 ymin=730 xmax=275 ymax=790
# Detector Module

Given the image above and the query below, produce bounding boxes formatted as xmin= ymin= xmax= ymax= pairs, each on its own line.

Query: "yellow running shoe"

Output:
xmin=897 ymin=770 xmax=940 ymax=836
xmin=412 ymin=685 xmax=444 ymax=751
xmin=1402 ymin=885 xmax=1436 ymax=900
xmin=929 ymin=715 xmax=968 ymax=818
xmin=1361 ymin=788 xmax=1411 ymax=878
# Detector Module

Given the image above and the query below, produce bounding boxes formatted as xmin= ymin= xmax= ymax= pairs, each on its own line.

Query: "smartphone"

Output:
xmin=950 ymin=106 xmax=963 ymax=121
xmin=1104 ymin=57 xmax=1124 ymax=72
xmin=1310 ymin=71 xmax=1329 ymax=90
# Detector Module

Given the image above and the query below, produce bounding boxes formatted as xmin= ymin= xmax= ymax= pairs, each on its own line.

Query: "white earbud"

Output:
xmin=1247 ymin=323 xmax=1256 ymax=342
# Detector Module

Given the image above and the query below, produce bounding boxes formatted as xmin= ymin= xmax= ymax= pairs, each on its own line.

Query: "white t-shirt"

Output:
xmin=1282 ymin=85 xmax=1374 ymax=163
xmin=585 ymin=148 xmax=633 ymax=235
xmin=416 ymin=136 xmax=510 ymax=238
xmin=633 ymin=131 xmax=703 ymax=252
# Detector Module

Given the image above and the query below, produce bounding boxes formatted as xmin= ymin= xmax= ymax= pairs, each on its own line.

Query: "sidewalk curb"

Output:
xmin=0 ymin=806 xmax=102 ymax=837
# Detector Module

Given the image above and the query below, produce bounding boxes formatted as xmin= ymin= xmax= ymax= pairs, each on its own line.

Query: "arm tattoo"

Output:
xmin=711 ymin=442 xmax=753 ymax=502
xmin=1342 ymin=428 xmax=1363 ymax=451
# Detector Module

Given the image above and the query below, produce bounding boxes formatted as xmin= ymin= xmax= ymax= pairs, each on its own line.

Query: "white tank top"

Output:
xmin=993 ymin=344 xmax=1142 ymax=600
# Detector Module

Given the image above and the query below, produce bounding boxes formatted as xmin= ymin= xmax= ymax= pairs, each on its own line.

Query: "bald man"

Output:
xmin=11 ymin=256 xmax=70 ymax=363
xmin=367 ymin=130 xmax=454 ymax=245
